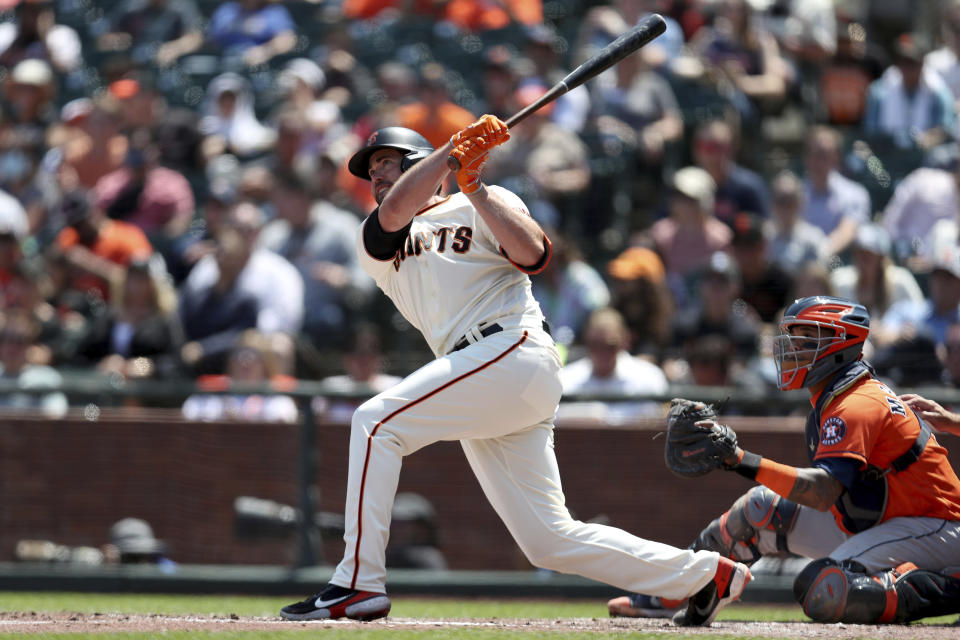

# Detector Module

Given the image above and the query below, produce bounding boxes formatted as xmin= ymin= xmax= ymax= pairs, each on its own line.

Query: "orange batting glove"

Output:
xmin=450 ymin=114 xmax=510 ymax=149
xmin=450 ymin=138 xmax=490 ymax=195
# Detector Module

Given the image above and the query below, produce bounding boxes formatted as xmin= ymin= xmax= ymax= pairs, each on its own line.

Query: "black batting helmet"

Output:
xmin=347 ymin=127 xmax=434 ymax=180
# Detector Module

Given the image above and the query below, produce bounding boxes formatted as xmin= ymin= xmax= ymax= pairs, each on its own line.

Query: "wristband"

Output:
xmin=731 ymin=449 xmax=762 ymax=480
xmin=756 ymin=458 xmax=799 ymax=498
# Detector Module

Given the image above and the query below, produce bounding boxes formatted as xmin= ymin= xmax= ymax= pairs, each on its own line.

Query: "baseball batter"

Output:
xmin=279 ymin=116 xmax=750 ymax=626
xmin=613 ymin=296 xmax=960 ymax=623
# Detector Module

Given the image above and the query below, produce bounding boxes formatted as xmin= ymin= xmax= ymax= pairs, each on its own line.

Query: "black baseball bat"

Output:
xmin=447 ymin=13 xmax=667 ymax=171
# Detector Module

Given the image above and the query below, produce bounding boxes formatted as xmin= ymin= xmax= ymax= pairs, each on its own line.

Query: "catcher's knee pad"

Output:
xmin=692 ymin=486 xmax=799 ymax=562
xmin=793 ymin=558 xmax=888 ymax=623
xmin=791 ymin=559 xmax=957 ymax=624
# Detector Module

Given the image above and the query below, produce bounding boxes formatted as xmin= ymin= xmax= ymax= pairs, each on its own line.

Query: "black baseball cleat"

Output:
xmin=672 ymin=557 xmax=751 ymax=627
xmin=280 ymin=583 xmax=391 ymax=621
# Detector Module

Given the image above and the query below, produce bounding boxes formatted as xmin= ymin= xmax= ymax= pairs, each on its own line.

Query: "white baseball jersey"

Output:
xmin=355 ymin=186 xmax=545 ymax=356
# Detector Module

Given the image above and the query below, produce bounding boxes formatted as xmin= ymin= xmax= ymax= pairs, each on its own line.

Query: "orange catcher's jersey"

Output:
xmin=356 ymin=187 xmax=547 ymax=357
xmin=813 ymin=376 xmax=960 ymax=527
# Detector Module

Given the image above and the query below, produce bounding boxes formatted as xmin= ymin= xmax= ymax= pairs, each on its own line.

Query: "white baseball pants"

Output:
xmin=330 ymin=326 xmax=721 ymax=598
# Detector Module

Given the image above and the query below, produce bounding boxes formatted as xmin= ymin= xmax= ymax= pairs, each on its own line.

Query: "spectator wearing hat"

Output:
xmin=48 ymin=96 xmax=128 ymax=193
xmin=828 ymin=223 xmax=924 ymax=320
xmin=669 ymin=250 xmax=762 ymax=368
xmin=97 ymin=0 xmax=204 ymax=68
xmin=800 ymin=125 xmax=871 ymax=259
xmin=863 ymin=33 xmax=956 ymax=150
xmin=199 ymin=73 xmax=276 ymax=160
xmin=690 ymin=119 xmax=770 ymax=228
xmin=530 ymin=228 xmax=610 ymax=351
xmin=106 ymin=72 xmax=169 ymax=134
xmin=647 ymin=165 xmax=731 ymax=306
xmin=877 ymin=244 xmax=960 ymax=350
xmin=0 ymin=0 xmax=81 ymax=74
xmin=727 ymin=211 xmax=793 ymax=324
xmin=879 ymin=143 xmax=960 ymax=268
xmin=2 ymin=58 xmax=56 ymax=127
xmin=394 ymin=62 xmax=475 ymax=150
xmin=605 ymin=245 xmax=672 ymax=359
xmin=558 ymin=307 xmax=669 ymax=425
xmin=767 ymin=169 xmax=827 ymax=274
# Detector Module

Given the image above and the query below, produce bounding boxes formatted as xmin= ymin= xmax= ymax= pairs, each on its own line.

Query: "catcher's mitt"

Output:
xmin=664 ymin=398 xmax=738 ymax=478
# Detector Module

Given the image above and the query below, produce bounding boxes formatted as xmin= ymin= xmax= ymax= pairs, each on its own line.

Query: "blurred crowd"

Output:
xmin=3 ymin=0 xmax=960 ymax=421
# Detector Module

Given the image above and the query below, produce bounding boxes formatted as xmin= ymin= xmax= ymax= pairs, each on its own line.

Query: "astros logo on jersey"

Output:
xmin=821 ymin=416 xmax=846 ymax=446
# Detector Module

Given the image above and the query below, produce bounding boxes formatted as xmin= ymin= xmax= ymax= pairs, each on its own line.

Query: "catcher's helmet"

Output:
xmin=348 ymin=127 xmax=433 ymax=180
xmin=774 ymin=296 xmax=870 ymax=391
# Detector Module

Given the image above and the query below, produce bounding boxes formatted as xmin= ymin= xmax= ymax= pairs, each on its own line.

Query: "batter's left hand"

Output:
xmin=450 ymin=138 xmax=490 ymax=195
xmin=450 ymin=115 xmax=510 ymax=149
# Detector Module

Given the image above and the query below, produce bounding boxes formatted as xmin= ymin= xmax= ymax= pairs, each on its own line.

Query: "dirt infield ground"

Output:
xmin=1 ymin=611 xmax=958 ymax=637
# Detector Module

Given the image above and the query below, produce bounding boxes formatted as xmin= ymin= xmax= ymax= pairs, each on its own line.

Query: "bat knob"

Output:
xmin=446 ymin=155 xmax=461 ymax=171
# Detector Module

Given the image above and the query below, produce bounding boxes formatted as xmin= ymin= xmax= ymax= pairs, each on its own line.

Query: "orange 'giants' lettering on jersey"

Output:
xmin=392 ymin=226 xmax=474 ymax=271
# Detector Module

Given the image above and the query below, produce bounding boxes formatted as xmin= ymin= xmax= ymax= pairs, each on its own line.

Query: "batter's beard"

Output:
xmin=374 ymin=181 xmax=392 ymax=204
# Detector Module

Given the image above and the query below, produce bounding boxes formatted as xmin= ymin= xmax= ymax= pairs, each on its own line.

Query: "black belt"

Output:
xmin=450 ymin=320 xmax=551 ymax=353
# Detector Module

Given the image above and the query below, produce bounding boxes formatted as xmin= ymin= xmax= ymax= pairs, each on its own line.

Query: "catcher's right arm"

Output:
xmin=663 ymin=398 xmax=739 ymax=478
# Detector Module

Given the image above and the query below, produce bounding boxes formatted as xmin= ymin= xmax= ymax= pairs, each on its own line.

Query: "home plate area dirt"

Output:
xmin=1 ymin=611 xmax=959 ymax=637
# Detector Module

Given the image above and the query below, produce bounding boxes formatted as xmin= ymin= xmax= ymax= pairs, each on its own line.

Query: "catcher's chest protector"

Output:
xmin=805 ymin=361 xmax=931 ymax=533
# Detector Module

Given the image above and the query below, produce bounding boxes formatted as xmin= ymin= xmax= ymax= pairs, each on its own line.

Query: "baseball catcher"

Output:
xmin=611 ymin=296 xmax=960 ymax=624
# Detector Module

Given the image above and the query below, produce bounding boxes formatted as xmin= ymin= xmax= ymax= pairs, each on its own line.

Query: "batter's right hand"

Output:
xmin=450 ymin=138 xmax=490 ymax=195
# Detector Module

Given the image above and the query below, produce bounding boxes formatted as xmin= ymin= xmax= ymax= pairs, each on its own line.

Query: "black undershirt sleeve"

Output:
xmin=363 ymin=208 xmax=412 ymax=260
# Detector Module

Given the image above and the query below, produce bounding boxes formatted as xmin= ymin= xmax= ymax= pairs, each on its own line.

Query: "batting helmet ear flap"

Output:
xmin=400 ymin=147 xmax=431 ymax=172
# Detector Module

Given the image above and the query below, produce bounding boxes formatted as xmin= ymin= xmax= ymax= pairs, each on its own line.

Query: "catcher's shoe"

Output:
xmin=672 ymin=557 xmax=751 ymax=627
xmin=280 ymin=583 xmax=391 ymax=621
xmin=608 ymin=594 xmax=685 ymax=618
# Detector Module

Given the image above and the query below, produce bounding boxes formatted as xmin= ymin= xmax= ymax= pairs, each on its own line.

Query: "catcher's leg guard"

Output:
xmin=691 ymin=486 xmax=799 ymax=564
xmin=794 ymin=559 xmax=960 ymax=623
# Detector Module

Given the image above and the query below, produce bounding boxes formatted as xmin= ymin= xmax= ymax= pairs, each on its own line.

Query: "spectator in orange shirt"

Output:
xmin=443 ymin=0 xmax=542 ymax=32
xmin=53 ymin=190 xmax=154 ymax=303
xmin=394 ymin=62 xmax=475 ymax=150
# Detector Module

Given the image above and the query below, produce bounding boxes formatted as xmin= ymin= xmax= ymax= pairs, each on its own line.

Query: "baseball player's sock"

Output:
xmin=279 ymin=583 xmax=391 ymax=621
xmin=672 ymin=557 xmax=752 ymax=627
xmin=607 ymin=594 xmax=685 ymax=618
